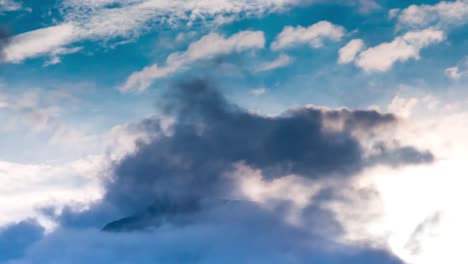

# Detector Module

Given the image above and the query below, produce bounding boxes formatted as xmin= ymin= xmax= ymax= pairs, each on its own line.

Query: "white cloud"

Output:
xmin=271 ymin=21 xmax=346 ymax=51
xmin=0 ymin=0 xmax=394 ymax=64
xmin=121 ymin=30 xmax=265 ymax=92
xmin=59 ymin=0 xmax=299 ymax=39
xmin=325 ymin=93 xmax=468 ymax=264
xmin=0 ymin=0 xmax=21 ymax=12
xmin=338 ymin=39 xmax=365 ymax=64
xmin=231 ymin=162 xmax=323 ymax=226
xmin=249 ymin=88 xmax=267 ymax=96
xmin=358 ymin=0 xmax=381 ymax=13
xmin=255 ymin=54 xmax=294 ymax=72
xmin=355 ymin=28 xmax=445 ymax=72
xmin=445 ymin=66 xmax=461 ymax=79
xmin=444 ymin=56 xmax=468 ymax=80
xmin=393 ymin=0 xmax=468 ymax=29
xmin=3 ymin=24 xmax=76 ymax=63
xmin=43 ymin=47 xmax=83 ymax=67
xmin=174 ymin=31 xmax=198 ymax=45
xmin=387 ymin=95 xmax=419 ymax=119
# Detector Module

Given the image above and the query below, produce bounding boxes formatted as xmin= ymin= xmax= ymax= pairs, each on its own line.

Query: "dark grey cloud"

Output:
xmin=0 ymin=26 xmax=10 ymax=62
xmin=57 ymin=79 xmax=432 ymax=232
xmin=11 ymin=78 xmax=426 ymax=264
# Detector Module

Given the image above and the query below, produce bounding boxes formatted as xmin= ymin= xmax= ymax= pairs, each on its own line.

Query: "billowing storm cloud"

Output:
xmin=1 ymin=78 xmax=434 ymax=264
xmin=57 ymin=79 xmax=433 ymax=231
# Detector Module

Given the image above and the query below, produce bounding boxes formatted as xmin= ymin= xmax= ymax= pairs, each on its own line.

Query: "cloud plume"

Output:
xmin=5 ymin=79 xmax=433 ymax=264
xmin=58 ymin=79 xmax=433 ymax=231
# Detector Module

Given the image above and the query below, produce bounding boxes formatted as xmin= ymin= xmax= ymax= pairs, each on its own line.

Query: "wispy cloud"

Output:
xmin=121 ymin=31 xmax=265 ymax=92
xmin=2 ymin=0 xmax=297 ymax=63
xmin=255 ymin=54 xmax=294 ymax=72
xmin=3 ymin=24 xmax=76 ymax=63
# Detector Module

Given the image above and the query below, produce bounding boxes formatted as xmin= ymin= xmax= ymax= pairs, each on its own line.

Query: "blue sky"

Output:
xmin=0 ymin=1 xmax=468 ymax=263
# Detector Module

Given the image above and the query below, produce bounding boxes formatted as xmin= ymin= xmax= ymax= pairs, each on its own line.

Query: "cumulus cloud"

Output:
xmin=142 ymin=89 xmax=468 ymax=264
xmin=1 ymin=79 xmax=435 ymax=264
xmin=62 ymin=79 xmax=432 ymax=230
xmin=121 ymin=31 xmax=265 ymax=92
xmin=445 ymin=66 xmax=461 ymax=79
xmin=392 ymin=0 xmax=468 ymax=29
xmin=444 ymin=56 xmax=468 ymax=80
xmin=310 ymin=92 xmax=468 ymax=264
xmin=354 ymin=28 xmax=445 ymax=72
xmin=271 ymin=21 xmax=346 ymax=51
xmin=255 ymin=54 xmax=294 ymax=72
xmin=338 ymin=39 xmax=365 ymax=64
xmin=2 ymin=80 xmax=432 ymax=264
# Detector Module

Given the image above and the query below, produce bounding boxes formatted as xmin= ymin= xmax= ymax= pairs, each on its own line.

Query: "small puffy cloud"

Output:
xmin=121 ymin=31 xmax=265 ymax=92
xmin=358 ymin=0 xmax=381 ymax=14
xmin=249 ymin=87 xmax=267 ymax=96
xmin=338 ymin=39 xmax=365 ymax=64
xmin=255 ymin=54 xmax=294 ymax=72
xmin=355 ymin=28 xmax=445 ymax=72
xmin=393 ymin=0 xmax=468 ymax=29
xmin=0 ymin=0 xmax=21 ymax=12
xmin=271 ymin=21 xmax=346 ymax=51
xmin=444 ymin=57 xmax=468 ymax=80
xmin=445 ymin=66 xmax=461 ymax=79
